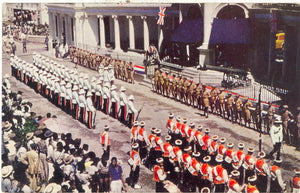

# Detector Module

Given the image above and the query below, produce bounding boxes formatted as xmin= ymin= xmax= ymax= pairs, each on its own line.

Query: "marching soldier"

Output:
xmin=108 ymin=65 xmax=115 ymax=85
xmin=162 ymin=135 xmax=175 ymax=173
xmin=148 ymin=128 xmax=158 ymax=170
xmin=270 ymin=159 xmax=286 ymax=193
xmin=119 ymin=86 xmax=128 ymax=123
xmin=224 ymin=142 xmax=235 ymax=174
xmin=166 ymin=113 xmax=175 ymax=136
xmin=110 ymin=85 xmax=119 ymax=119
xmin=202 ymin=128 xmax=212 ymax=158
xmin=131 ymin=121 xmax=139 ymax=144
xmin=153 ymin=158 xmax=167 ymax=193
xmin=213 ymin=156 xmax=229 ymax=193
xmin=78 ymin=89 xmax=87 ymax=124
xmin=196 ymin=83 xmax=203 ymax=110
xmin=72 ymin=85 xmax=80 ymax=120
xmin=128 ymin=143 xmax=142 ymax=189
xmin=210 ymin=87 xmax=218 ymax=114
xmin=53 ymin=77 xmax=61 ymax=106
xmin=232 ymin=143 xmax=245 ymax=184
xmin=255 ymin=151 xmax=271 ymax=193
xmin=199 ymin=156 xmax=213 ymax=191
xmin=154 ymin=129 xmax=164 ymax=161
xmin=95 ymin=78 xmax=103 ymax=110
xmin=290 ymin=168 xmax=300 ymax=193
xmin=159 ymin=70 xmax=165 ymax=95
xmin=226 ymin=93 xmax=234 ymax=122
xmin=86 ymin=92 xmax=96 ymax=129
xmin=194 ymin=125 xmax=204 ymax=154
xmin=60 ymin=81 xmax=67 ymax=111
xmin=65 ymin=82 xmax=73 ymax=114
xmin=171 ymin=74 xmax=178 ymax=99
xmin=177 ymin=77 xmax=184 ymax=102
xmin=127 ymin=95 xmax=138 ymax=128
xmin=188 ymin=81 xmax=197 ymax=106
xmin=137 ymin=121 xmax=150 ymax=161
xmin=244 ymin=98 xmax=253 ymax=127
xmin=189 ymin=152 xmax=201 ymax=192
xmin=268 ymin=117 xmax=283 ymax=160
xmin=90 ymin=77 xmax=97 ymax=106
xmin=186 ymin=123 xmax=196 ymax=151
xmin=164 ymin=72 xmax=170 ymax=97
xmin=182 ymin=146 xmax=193 ymax=192
xmin=123 ymin=61 xmax=129 ymax=82
xmin=208 ymin=135 xmax=219 ymax=164
xmin=243 ymin=147 xmax=256 ymax=183
xmin=266 ymin=102 xmax=275 ymax=134
xmin=83 ymin=75 xmax=90 ymax=95
xmin=183 ymin=78 xmax=190 ymax=104
xmin=245 ymin=175 xmax=259 ymax=193
xmin=228 ymin=170 xmax=244 ymax=193
xmin=235 ymin=95 xmax=243 ymax=124
xmin=172 ymin=117 xmax=181 ymax=144
xmin=203 ymin=86 xmax=210 ymax=118
xmin=102 ymin=83 xmax=110 ymax=115
xmin=100 ymin=125 xmax=110 ymax=159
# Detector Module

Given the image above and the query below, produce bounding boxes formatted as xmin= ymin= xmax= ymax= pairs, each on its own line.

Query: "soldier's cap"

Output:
xmin=4 ymin=74 xmax=10 ymax=79
xmin=104 ymin=67 xmax=108 ymax=70
xmin=248 ymin=175 xmax=257 ymax=182
xmin=198 ymin=125 xmax=203 ymax=130
xmin=91 ymin=77 xmax=96 ymax=82
xmin=168 ymin=113 xmax=174 ymax=118
xmin=204 ymin=128 xmax=210 ymax=133
xmin=104 ymin=83 xmax=110 ymax=88
xmin=184 ymin=146 xmax=192 ymax=152
xmin=274 ymin=159 xmax=282 ymax=164
xmin=139 ymin=121 xmax=145 ymax=127
xmin=154 ymin=129 xmax=161 ymax=134
xmin=176 ymin=116 xmax=181 ymax=121
xmin=72 ymin=85 xmax=79 ymax=91
xmin=120 ymin=86 xmax=126 ymax=92
xmin=54 ymin=77 xmax=60 ymax=82
xmin=189 ymin=122 xmax=195 ymax=127
xmin=151 ymin=127 xmax=157 ymax=132
xmin=87 ymin=92 xmax=93 ymax=97
xmin=192 ymin=152 xmax=200 ymax=157
xmin=104 ymin=125 xmax=109 ymax=130
xmin=156 ymin=158 xmax=164 ymax=163
xmin=258 ymin=151 xmax=266 ymax=158
xmin=132 ymin=143 xmax=139 ymax=149
xmin=247 ymin=147 xmax=255 ymax=153
xmin=182 ymin=118 xmax=187 ymax=123
xmin=64 ymin=155 xmax=74 ymax=165
xmin=227 ymin=142 xmax=234 ymax=148
xmin=26 ymin=132 xmax=34 ymax=140
xmin=203 ymin=156 xmax=211 ymax=163
xmin=238 ymin=143 xmax=245 ymax=149
xmin=231 ymin=170 xmax=240 ymax=177
xmin=283 ymin=105 xmax=288 ymax=109
xmin=175 ymin=139 xmax=182 ymax=146
xmin=215 ymin=156 xmax=223 ymax=163
xmin=294 ymin=168 xmax=300 ymax=174
xmin=128 ymin=95 xmax=134 ymax=101
xmin=65 ymin=78 xmax=70 ymax=82
xmin=165 ymin=135 xmax=171 ymax=141
xmin=200 ymin=187 xmax=210 ymax=193
xmin=97 ymin=79 xmax=103 ymax=84
xmin=10 ymin=53 xmax=14 ymax=57
xmin=60 ymin=81 xmax=66 ymax=86
xmin=133 ymin=121 xmax=139 ymax=126
xmin=79 ymin=90 xmax=85 ymax=95
xmin=212 ymin=135 xmax=218 ymax=141
xmin=108 ymin=65 xmax=113 ymax=69
xmin=84 ymin=75 xmax=89 ymax=79
xmin=66 ymin=83 xmax=72 ymax=88
xmin=111 ymin=85 xmax=117 ymax=90
xmin=274 ymin=116 xmax=282 ymax=124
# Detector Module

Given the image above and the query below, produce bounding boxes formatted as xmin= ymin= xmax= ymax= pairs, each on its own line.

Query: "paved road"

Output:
xmin=2 ymin=41 xmax=300 ymax=192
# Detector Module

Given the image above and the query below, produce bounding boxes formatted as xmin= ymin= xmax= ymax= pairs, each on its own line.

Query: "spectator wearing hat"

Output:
xmin=255 ymin=151 xmax=271 ymax=193
xmin=268 ymin=116 xmax=283 ymax=160
xmin=270 ymin=159 xmax=286 ymax=192
xmin=110 ymin=85 xmax=119 ymax=119
xmin=281 ymin=105 xmax=294 ymax=144
xmin=109 ymin=157 xmax=127 ymax=193
xmin=118 ymin=86 xmax=127 ymax=123
xmin=245 ymin=175 xmax=259 ymax=193
xmin=128 ymin=143 xmax=142 ymax=189
xmin=97 ymin=157 xmax=110 ymax=192
xmin=100 ymin=125 xmax=110 ymax=160
xmin=44 ymin=183 xmax=61 ymax=193
xmin=127 ymin=95 xmax=138 ymax=128
xmin=291 ymin=168 xmax=300 ymax=192
xmin=61 ymin=155 xmax=75 ymax=182
xmin=153 ymin=158 xmax=167 ymax=192
xmin=3 ymin=74 xmax=11 ymax=93
xmin=2 ymin=165 xmax=18 ymax=193
xmin=86 ymin=91 xmax=96 ymax=129
xmin=20 ymin=143 xmax=41 ymax=191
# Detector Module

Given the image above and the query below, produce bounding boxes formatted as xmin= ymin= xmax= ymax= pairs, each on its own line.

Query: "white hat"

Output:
xmin=203 ymin=156 xmax=211 ymax=163
xmin=44 ymin=183 xmax=61 ymax=193
xmin=258 ymin=151 xmax=266 ymax=158
xmin=212 ymin=135 xmax=218 ymax=141
xmin=204 ymin=128 xmax=210 ymax=133
xmin=111 ymin=85 xmax=117 ymax=90
xmin=66 ymin=83 xmax=71 ymax=88
xmin=238 ymin=143 xmax=245 ymax=149
xmin=247 ymin=147 xmax=255 ymax=153
xmin=133 ymin=121 xmax=139 ymax=126
xmin=87 ymin=92 xmax=93 ymax=97
xmin=60 ymin=81 xmax=66 ymax=86
xmin=176 ymin=116 xmax=181 ymax=121
xmin=200 ymin=187 xmax=210 ymax=193
xmin=192 ymin=152 xmax=200 ymax=157
xmin=175 ymin=139 xmax=182 ymax=146
xmin=274 ymin=116 xmax=282 ymax=124
xmin=128 ymin=95 xmax=134 ymax=101
xmin=79 ymin=90 xmax=85 ymax=95
xmin=216 ymin=156 xmax=223 ymax=163
xmin=182 ymin=118 xmax=187 ymax=123
xmin=294 ymin=168 xmax=300 ymax=174
xmin=104 ymin=125 xmax=109 ymax=130
xmin=156 ymin=158 xmax=164 ymax=163
xmin=154 ymin=129 xmax=161 ymax=134
xmin=72 ymin=86 xmax=79 ymax=90
xmin=4 ymin=74 xmax=10 ymax=79
xmin=248 ymin=175 xmax=257 ymax=182
xmin=189 ymin=122 xmax=195 ymax=127
xmin=220 ymin=137 xmax=226 ymax=143
xmin=139 ymin=121 xmax=145 ymax=127
xmin=197 ymin=125 xmax=203 ymax=130
xmin=2 ymin=165 xmax=13 ymax=178
xmin=231 ymin=170 xmax=240 ymax=177
xmin=165 ymin=135 xmax=171 ymax=141
xmin=120 ymin=86 xmax=126 ymax=92
xmin=132 ymin=143 xmax=139 ymax=149
xmin=168 ymin=113 xmax=174 ymax=118
xmin=227 ymin=143 xmax=234 ymax=148
xmin=184 ymin=146 xmax=192 ymax=152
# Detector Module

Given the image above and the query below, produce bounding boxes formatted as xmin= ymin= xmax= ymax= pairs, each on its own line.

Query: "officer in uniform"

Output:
xmin=95 ymin=78 xmax=103 ymax=111
xmin=195 ymin=83 xmax=203 ymax=110
xmin=110 ymin=85 xmax=119 ymax=119
xmin=65 ymin=82 xmax=73 ymax=114
xmin=53 ymin=77 xmax=61 ymax=106
xmin=266 ymin=102 xmax=275 ymax=134
xmin=113 ymin=59 xmax=119 ymax=79
xmin=164 ymin=72 xmax=170 ymax=97
xmin=213 ymin=156 xmax=229 ymax=193
xmin=183 ymin=78 xmax=190 ymax=104
xmin=153 ymin=158 xmax=167 ymax=193
xmin=154 ymin=68 xmax=160 ymax=93
xmin=162 ymin=135 xmax=175 ymax=173
xmin=72 ymin=85 xmax=80 ymax=119
xmin=102 ymin=83 xmax=110 ymax=115
xmin=137 ymin=121 xmax=150 ymax=161
xmin=291 ymin=168 xmax=300 ymax=193
xmin=127 ymin=62 xmax=134 ymax=84
xmin=182 ymin=146 xmax=193 ymax=192
xmin=210 ymin=87 xmax=218 ymax=114
xmin=224 ymin=142 xmax=235 ymax=174
xmin=119 ymin=86 xmax=128 ymax=124
xmin=166 ymin=113 xmax=175 ymax=137
xmin=127 ymin=95 xmax=138 ymax=128
xmin=78 ymin=89 xmax=87 ymax=124
xmin=100 ymin=125 xmax=110 ymax=159
xmin=282 ymin=105 xmax=294 ymax=144
xmin=171 ymin=74 xmax=178 ymax=99
xmin=128 ymin=143 xmax=142 ymax=189
xmin=188 ymin=81 xmax=196 ymax=106
xmin=243 ymin=147 xmax=256 ymax=183
xmin=86 ymin=92 xmax=96 ymax=129
xmin=270 ymin=159 xmax=286 ymax=192
xmin=189 ymin=152 xmax=201 ymax=192
xmin=245 ymin=175 xmax=259 ymax=193
xmin=244 ymin=98 xmax=253 ymax=127
xmin=268 ymin=117 xmax=283 ymax=160
xmin=217 ymin=90 xmax=225 ymax=117
xmin=159 ymin=70 xmax=165 ymax=95
xmin=177 ymin=77 xmax=184 ymax=102
xmin=148 ymin=128 xmax=158 ymax=170
xmin=199 ymin=156 xmax=213 ymax=191
xmin=60 ymin=81 xmax=67 ymax=111
xmin=235 ymin=95 xmax=243 ymax=124
xmin=255 ymin=151 xmax=271 ymax=193
xmin=202 ymin=86 xmax=210 ymax=118
xmin=232 ymin=143 xmax=245 ymax=184
xmin=228 ymin=170 xmax=244 ymax=193
xmin=226 ymin=93 xmax=234 ymax=122
xmin=131 ymin=121 xmax=139 ymax=144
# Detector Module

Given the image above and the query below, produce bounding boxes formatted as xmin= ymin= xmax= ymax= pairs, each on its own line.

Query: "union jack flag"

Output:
xmin=157 ymin=7 xmax=166 ymax=25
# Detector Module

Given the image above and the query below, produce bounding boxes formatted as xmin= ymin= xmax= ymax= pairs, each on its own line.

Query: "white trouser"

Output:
xmin=110 ymin=179 xmax=123 ymax=193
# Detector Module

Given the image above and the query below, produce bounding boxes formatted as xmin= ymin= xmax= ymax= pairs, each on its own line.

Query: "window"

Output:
xmin=97 ymin=17 xmax=100 ymax=45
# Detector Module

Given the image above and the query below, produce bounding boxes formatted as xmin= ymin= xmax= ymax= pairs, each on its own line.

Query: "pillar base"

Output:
xmin=197 ymin=47 xmax=215 ymax=68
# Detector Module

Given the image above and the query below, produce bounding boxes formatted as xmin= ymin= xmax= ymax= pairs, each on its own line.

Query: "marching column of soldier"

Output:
xmin=124 ymin=112 xmax=295 ymax=193
xmin=9 ymin=53 xmax=139 ymax=129
xmin=153 ymin=69 xmax=298 ymax=145
xmin=69 ymin=46 xmax=135 ymax=84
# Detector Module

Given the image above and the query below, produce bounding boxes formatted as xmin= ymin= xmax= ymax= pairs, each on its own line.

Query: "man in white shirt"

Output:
xmin=86 ymin=92 xmax=96 ymax=129
xmin=118 ymin=86 xmax=128 ymax=124
xmin=110 ymin=85 xmax=119 ymax=119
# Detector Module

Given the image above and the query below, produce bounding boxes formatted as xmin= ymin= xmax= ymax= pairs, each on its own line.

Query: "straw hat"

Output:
xmin=44 ymin=183 xmax=61 ymax=193
xmin=64 ymin=155 xmax=74 ymax=165
xmin=26 ymin=132 xmax=34 ymax=140
xmin=2 ymin=165 xmax=13 ymax=178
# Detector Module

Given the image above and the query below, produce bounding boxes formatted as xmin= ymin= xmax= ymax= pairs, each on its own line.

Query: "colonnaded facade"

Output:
xmin=47 ymin=3 xmax=300 ymax=106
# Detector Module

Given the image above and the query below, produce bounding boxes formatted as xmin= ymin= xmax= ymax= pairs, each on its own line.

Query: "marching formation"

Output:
xmin=9 ymin=53 xmax=138 ymax=129
xmin=125 ymin=113 xmax=300 ymax=193
xmin=69 ymin=46 xmax=135 ymax=84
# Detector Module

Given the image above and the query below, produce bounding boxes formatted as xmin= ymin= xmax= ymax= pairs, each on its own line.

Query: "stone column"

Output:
xmin=48 ymin=12 xmax=54 ymax=53
xmin=141 ymin=16 xmax=149 ymax=50
xmin=97 ymin=15 xmax=106 ymax=48
xmin=179 ymin=4 xmax=183 ymax=23
xmin=74 ymin=15 xmax=80 ymax=47
xmin=83 ymin=13 xmax=88 ymax=50
xmin=127 ymin=16 xmax=135 ymax=49
xmin=112 ymin=15 xmax=121 ymax=50
xmin=158 ymin=25 xmax=163 ymax=52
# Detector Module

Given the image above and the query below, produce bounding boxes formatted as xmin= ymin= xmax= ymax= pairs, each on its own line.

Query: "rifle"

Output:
xmin=258 ymin=85 xmax=262 ymax=152
xmin=135 ymin=102 xmax=145 ymax=121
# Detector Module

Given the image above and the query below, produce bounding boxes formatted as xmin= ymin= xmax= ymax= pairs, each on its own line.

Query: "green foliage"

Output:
xmin=14 ymin=118 xmax=38 ymax=146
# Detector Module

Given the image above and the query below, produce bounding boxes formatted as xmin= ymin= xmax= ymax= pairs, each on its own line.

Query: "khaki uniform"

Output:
xmin=244 ymin=100 xmax=253 ymax=126
xmin=177 ymin=78 xmax=184 ymax=100
xmin=188 ymin=82 xmax=196 ymax=106
xmin=226 ymin=95 xmax=234 ymax=121
xmin=210 ymin=89 xmax=218 ymax=113
xmin=203 ymin=90 xmax=210 ymax=107
xmin=195 ymin=84 xmax=202 ymax=109
xmin=183 ymin=79 xmax=190 ymax=103
xmin=159 ymin=73 xmax=165 ymax=94
xmin=217 ymin=92 xmax=225 ymax=117
xmin=164 ymin=74 xmax=170 ymax=97
xmin=154 ymin=69 xmax=160 ymax=92
xmin=128 ymin=63 xmax=134 ymax=84
xmin=172 ymin=77 xmax=178 ymax=98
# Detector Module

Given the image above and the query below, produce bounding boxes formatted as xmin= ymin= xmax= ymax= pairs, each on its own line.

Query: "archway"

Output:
xmin=209 ymin=4 xmax=250 ymax=70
